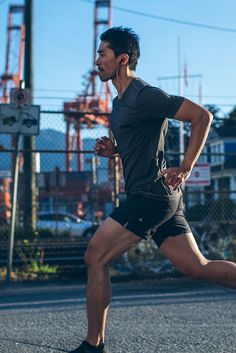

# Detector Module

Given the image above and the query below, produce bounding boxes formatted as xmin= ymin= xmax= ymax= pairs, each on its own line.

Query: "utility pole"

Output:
xmin=157 ymin=65 xmax=202 ymax=166
xmin=23 ymin=0 xmax=37 ymax=232
xmin=177 ymin=37 xmax=184 ymax=165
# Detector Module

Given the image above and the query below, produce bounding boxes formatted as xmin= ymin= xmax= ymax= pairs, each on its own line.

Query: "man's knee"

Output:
xmin=179 ymin=259 xmax=210 ymax=279
xmin=84 ymin=241 xmax=107 ymax=267
xmin=84 ymin=245 xmax=99 ymax=267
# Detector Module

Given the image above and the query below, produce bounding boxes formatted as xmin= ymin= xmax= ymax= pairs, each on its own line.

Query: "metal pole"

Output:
xmin=114 ymin=156 xmax=120 ymax=208
xmin=177 ymin=36 xmax=184 ymax=164
xmin=92 ymin=156 xmax=97 ymax=185
xmin=23 ymin=0 xmax=37 ymax=232
xmin=6 ymin=132 xmax=21 ymax=284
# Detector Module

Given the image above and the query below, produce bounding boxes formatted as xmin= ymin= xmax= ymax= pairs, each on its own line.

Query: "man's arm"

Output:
xmin=175 ymin=98 xmax=213 ymax=171
xmin=161 ymin=98 xmax=213 ymax=189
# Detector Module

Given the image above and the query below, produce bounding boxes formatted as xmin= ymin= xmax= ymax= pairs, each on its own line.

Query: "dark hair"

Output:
xmin=100 ymin=26 xmax=140 ymax=71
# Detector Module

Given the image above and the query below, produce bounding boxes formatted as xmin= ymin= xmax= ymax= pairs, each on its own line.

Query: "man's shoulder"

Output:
xmin=135 ymin=80 xmax=169 ymax=107
xmin=134 ymin=79 xmax=166 ymax=97
xmin=112 ymin=78 xmax=150 ymax=104
xmin=133 ymin=77 xmax=150 ymax=88
xmin=129 ymin=78 xmax=161 ymax=102
xmin=132 ymin=78 xmax=156 ymax=93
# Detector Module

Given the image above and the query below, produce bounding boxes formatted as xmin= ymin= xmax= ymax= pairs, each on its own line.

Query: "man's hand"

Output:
xmin=94 ymin=136 xmax=116 ymax=158
xmin=160 ymin=167 xmax=191 ymax=190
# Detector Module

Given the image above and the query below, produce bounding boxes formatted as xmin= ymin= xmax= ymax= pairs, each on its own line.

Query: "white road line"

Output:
xmin=0 ymin=289 xmax=230 ymax=308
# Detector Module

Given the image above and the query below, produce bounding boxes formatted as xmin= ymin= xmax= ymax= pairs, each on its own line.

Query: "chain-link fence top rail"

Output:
xmin=0 ymin=111 xmax=236 ymax=279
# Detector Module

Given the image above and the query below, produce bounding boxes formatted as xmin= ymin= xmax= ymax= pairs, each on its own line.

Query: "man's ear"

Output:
xmin=119 ymin=54 xmax=129 ymax=65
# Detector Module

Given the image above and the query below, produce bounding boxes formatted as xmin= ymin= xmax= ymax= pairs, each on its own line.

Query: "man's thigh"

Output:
xmin=160 ymin=232 xmax=207 ymax=274
xmin=85 ymin=217 xmax=142 ymax=265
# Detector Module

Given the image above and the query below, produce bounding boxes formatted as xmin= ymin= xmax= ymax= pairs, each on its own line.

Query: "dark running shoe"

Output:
xmin=69 ymin=340 xmax=109 ymax=353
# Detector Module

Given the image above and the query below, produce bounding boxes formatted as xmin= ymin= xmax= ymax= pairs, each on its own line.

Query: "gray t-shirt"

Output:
xmin=110 ymin=78 xmax=184 ymax=200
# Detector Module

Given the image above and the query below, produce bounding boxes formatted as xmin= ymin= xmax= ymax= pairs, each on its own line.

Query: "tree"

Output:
xmin=228 ymin=106 xmax=236 ymax=125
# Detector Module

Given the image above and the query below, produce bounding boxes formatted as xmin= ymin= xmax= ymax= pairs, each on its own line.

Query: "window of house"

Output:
xmin=211 ymin=141 xmax=224 ymax=164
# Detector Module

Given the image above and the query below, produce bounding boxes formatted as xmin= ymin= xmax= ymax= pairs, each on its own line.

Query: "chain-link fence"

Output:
xmin=0 ymin=111 xmax=236 ymax=281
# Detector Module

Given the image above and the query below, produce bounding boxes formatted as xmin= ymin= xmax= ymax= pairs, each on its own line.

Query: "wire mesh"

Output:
xmin=0 ymin=111 xmax=236 ymax=281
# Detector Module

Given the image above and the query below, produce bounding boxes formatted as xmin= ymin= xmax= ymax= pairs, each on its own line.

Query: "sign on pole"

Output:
xmin=185 ymin=163 xmax=211 ymax=186
xmin=10 ymin=88 xmax=31 ymax=106
xmin=0 ymin=86 xmax=40 ymax=284
xmin=0 ymin=104 xmax=40 ymax=135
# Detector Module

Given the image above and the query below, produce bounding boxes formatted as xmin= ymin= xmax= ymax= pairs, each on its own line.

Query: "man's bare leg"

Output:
xmin=160 ymin=232 xmax=236 ymax=289
xmin=84 ymin=217 xmax=142 ymax=346
xmin=86 ymin=265 xmax=111 ymax=346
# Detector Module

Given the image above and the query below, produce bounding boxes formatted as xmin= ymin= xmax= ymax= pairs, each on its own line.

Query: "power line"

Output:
xmin=32 ymin=91 xmax=236 ymax=100
xmin=113 ymin=6 xmax=236 ymax=33
xmin=157 ymin=74 xmax=202 ymax=80
xmin=34 ymin=88 xmax=81 ymax=93
xmin=204 ymin=104 xmax=235 ymax=107
xmin=34 ymin=96 xmax=77 ymax=100
xmin=185 ymin=95 xmax=236 ymax=99
xmin=79 ymin=0 xmax=236 ymax=33
xmin=33 ymin=97 xmax=236 ymax=109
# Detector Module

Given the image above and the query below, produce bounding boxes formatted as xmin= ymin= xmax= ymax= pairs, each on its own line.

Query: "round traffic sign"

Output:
xmin=12 ymin=89 xmax=29 ymax=105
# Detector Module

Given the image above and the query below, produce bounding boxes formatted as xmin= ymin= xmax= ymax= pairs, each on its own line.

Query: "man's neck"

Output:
xmin=112 ymin=72 xmax=136 ymax=99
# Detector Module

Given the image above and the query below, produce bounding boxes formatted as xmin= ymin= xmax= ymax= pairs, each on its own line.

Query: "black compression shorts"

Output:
xmin=109 ymin=194 xmax=192 ymax=248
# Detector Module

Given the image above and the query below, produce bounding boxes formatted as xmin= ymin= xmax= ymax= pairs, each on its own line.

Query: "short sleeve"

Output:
xmin=136 ymin=86 xmax=184 ymax=120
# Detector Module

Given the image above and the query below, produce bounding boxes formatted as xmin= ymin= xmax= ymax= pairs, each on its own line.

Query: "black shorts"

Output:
xmin=109 ymin=194 xmax=192 ymax=248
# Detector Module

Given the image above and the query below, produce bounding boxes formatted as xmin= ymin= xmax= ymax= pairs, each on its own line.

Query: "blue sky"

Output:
xmin=1 ymin=0 xmax=236 ymax=131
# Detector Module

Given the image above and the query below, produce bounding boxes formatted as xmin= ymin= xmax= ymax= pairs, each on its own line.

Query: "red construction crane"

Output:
xmin=64 ymin=0 xmax=112 ymax=172
xmin=0 ymin=5 xmax=25 ymax=103
xmin=0 ymin=5 xmax=25 ymax=225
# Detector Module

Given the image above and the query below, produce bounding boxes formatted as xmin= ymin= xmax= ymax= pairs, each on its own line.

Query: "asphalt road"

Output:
xmin=0 ymin=278 xmax=235 ymax=353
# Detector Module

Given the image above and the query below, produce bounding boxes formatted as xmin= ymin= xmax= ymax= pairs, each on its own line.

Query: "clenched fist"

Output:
xmin=94 ymin=136 xmax=116 ymax=158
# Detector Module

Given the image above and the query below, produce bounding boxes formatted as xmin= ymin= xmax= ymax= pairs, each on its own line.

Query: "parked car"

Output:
xmin=2 ymin=115 xmax=17 ymax=126
xmin=37 ymin=212 xmax=97 ymax=239
xmin=23 ymin=117 xmax=37 ymax=128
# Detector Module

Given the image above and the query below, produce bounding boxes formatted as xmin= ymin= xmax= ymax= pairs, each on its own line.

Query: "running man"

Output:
xmin=69 ymin=27 xmax=236 ymax=353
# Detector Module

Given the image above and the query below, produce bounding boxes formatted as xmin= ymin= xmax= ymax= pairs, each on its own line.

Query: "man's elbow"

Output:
xmin=206 ymin=110 xmax=213 ymax=123
xmin=200 ymin=109 xmax=213 ymax=126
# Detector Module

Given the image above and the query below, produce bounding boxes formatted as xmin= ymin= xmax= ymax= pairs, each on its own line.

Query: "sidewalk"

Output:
xmin=0 ymin=275 xmax=222 ymax=298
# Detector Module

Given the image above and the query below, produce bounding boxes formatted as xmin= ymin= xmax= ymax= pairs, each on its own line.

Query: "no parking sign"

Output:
xmin=10 ymin=88 xmax=31 ymax=106
xmin=186 ymin=163 xmax=211 ymax=186
xmin=0 ymin=88 xmax=40 ymax=136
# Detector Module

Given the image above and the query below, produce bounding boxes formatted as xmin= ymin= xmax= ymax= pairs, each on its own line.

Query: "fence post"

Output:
xmin=6 ymin=132 xmax=21 ymax=284
xmin=23 ymin=0 xmax=37 ymax=233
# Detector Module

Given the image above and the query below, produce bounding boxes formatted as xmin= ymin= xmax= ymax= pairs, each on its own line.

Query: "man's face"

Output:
xmin=95 ymin=41 xmax=118 ymax=82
